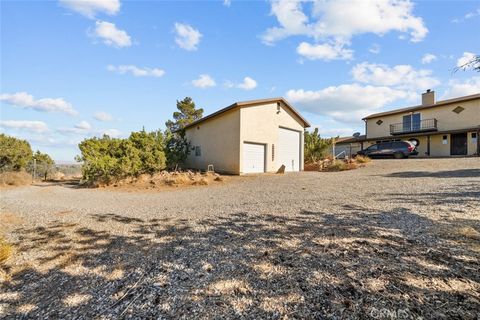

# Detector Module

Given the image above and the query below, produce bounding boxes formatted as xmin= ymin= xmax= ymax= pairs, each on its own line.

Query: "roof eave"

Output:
xmin=184 ymin=97 xmax=310 ymax=129
xmin=363 ymin=93 xmax=480 ymax=120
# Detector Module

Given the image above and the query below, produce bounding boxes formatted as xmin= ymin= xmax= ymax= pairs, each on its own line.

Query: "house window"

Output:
xmin=195 ymin=146 xmax=201 ymax=156
xmin=272 ymin=144 xmax=275 ymax=161
xmin=376 ymin=119 xmax=383 ymax=125
xmin=403 ymin=113 xmax=421 ymax=131
xmin=452 ymin=106 xmax=465 ymax=114
xmin=472 ymin=132 xmax=478 ymax=144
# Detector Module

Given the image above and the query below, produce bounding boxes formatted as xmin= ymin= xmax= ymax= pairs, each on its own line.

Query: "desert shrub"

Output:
xmin=0 ymin=171 xmax=31 ymax=186
xmin=324 ymin=160 xmax=358 ymax=171
xmin=0 ymin=237 xmax=12 ymax=264
xmin=355 ymin=155 xmax=371 ymax=164
xmin=77 ymin=130 xmax=167 ymax=184
xmin=304 ymin=128 xmax=333 ymax=163
xmin=0 ymin=134 xmax=32 ymax=172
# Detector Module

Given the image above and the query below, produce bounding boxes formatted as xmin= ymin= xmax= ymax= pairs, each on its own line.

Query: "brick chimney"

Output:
xmin=422 ymin=89 xmax=435 ymax=106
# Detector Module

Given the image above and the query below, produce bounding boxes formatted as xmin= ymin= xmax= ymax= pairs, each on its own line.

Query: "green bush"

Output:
xmin=304 ymin=128 xmax=333 ymax=163
xmin=77 ymin=130 xmax=167 ymax=184
xmin=0 ymin=134 xmax=33 ymax=171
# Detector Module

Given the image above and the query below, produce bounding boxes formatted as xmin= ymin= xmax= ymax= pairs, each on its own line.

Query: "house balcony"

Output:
xmin=389 ymin=118 xmax=438 ymax=135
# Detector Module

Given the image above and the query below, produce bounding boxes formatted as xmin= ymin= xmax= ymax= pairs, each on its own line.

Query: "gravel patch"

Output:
xmin=0 ymin=158 xmax=479 ymax=319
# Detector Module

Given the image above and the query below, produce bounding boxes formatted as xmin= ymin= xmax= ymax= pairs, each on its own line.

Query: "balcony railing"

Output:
xmin=389 ymin=118 xmax=438 ymax=135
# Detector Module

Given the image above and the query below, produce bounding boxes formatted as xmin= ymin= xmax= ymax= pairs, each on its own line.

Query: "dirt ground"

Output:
xmin=0 ymin=158 xmax=479 ymax=319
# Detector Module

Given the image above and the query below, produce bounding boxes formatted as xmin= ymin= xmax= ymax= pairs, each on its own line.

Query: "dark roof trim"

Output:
xmin=336 ymin=135 xmax=366 ymax=144
xmin=365 ymin=126 xmax=480 ymax=141
xmin=362 ymin=93 xmax=480 ymax=120
xmin=184 ymin=97 xmax=311 ymax=129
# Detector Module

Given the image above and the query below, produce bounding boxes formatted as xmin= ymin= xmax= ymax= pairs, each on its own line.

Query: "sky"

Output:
xmin=1 ymin=0 xmax=479 ymax=161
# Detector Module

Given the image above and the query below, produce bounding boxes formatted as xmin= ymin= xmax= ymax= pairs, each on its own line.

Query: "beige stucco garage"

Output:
xmin=183 ymin=98 xmax=310 ymax=174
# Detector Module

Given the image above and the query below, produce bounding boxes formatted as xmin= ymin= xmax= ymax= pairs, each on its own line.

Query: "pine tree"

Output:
xmin=165 ymin=97 xmax=204 ymax=132
xmin=165 ymin=97 xmax=203 ymax=168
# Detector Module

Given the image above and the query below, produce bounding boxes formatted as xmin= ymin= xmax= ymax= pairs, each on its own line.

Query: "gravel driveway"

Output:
xmin=1 ymin=158 xmax=479 ymax=319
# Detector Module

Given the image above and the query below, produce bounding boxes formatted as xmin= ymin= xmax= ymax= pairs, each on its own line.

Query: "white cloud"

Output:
xmin=452 ymin=8 xmax=480 ymax=23
xmin=75 ymin=121 xmax=92 ymax=130
xmin=456 ymin=52 xmax=476 ymax=68
xmin=226 ymin=77 xmax=258 ymax=90
xmin=351 ymin=62 xmax=440 ymax=90
xmin=369 ymin=44 xmax=380 ymax=54
xmin=93 ymin=112 xmax=113 ymax=122
xmin=57 ymin=121 xmax=122 ymax=138
xmin=0 ymin=92 xmax=78 ymax=116
xmin=311 ymin=0 xmax=427 ymax=42
xmin=58 ymin=121 xmax=92 ymax=134
xmin=441 ymin=77 xmax=480 ymax=99
xmin=238 ymin=77 xmax=257 ymax=90
xmin=464 ymin=8 xmax=480 ymax=19
xmin=286 ymin=84 xmax=411 ymax=122
xmin=262 ymin=0 xmax=311 ymax=44
xmin=94 ymin=21 xmax=132 ymax=48
xmin=0 ymin=120 xmax=49 ymax=133
xmin=296 ymin=41 xmax=353 ymax=61
xmin=262 ymin=0 xmax=427 ymax=59
xmin=174 ymin=23 xmax=202 ymax=51
xmin=421 ymin=53 xmax=437 ymax=64
xmin=192 ymin=74 xmax=216 ymax=88
xmin=59 ymin=0 xmax=120 ymax=18
xmin=223 ymin=0 xmax=231 ymax=7
xmin=101 ymin=128 xmax=122 ymax=138
xmin=107 ymin=65 xmax=165 ymax=77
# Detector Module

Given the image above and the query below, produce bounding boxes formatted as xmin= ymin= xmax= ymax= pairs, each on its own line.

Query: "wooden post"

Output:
xmin=427 ymin=135 xmax=431 ymax=156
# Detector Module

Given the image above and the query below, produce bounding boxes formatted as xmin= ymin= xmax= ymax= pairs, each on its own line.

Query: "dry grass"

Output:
xmin=354 ymin=155 xmax=371 ymax=163
xmin=0 ymin=171 xmax=31 ymax=186
xmin=109 ymin=171 xmax=225 ymax=190
xmin=0 ymin=236 xmax=13 ymax=265
xmin=305 ymin=156 xmax=369 ymax=172
xmin=324 ymin=160 xmax=358 ymax=171
xmin=436 ymin=225 xmax=480 ymax=240
xmin=0 ymin=212 xmax=24 ymax=227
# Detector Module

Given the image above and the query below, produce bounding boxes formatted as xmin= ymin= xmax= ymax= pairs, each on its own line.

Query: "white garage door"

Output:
xmin=278 ymin=128 xmax=300 ymax=172
xmin=243 ymin=143 xmax=265 ymax=173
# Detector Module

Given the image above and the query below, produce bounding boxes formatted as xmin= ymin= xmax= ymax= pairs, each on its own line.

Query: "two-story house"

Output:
xmin=362 ymin=91 xmax=480 ymax=157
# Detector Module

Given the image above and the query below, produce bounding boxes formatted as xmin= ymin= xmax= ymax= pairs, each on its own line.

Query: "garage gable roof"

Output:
xmin=184 ymin=97 xmax=311 ymax=129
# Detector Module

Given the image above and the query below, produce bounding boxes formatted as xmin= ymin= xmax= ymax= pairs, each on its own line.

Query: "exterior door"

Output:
xmin=243 ymin=143 xmax=265 ymax=173
xmin=450 ymin=133 xmax=467 ymax=155
xmin=278 ymin=128 xmax=300 ymax=172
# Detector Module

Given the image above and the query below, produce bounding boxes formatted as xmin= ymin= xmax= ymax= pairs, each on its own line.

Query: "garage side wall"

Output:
xmin=184 ymin=109 xmax=240 ymax=174
xmin=240 ymin=102 xmax=305 ymax=173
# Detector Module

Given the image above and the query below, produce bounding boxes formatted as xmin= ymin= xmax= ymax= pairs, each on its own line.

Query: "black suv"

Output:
xmin=356 ymin=141 xmax=418 ymax=159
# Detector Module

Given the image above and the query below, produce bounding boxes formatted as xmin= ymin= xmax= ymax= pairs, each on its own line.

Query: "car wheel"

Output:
xmin=393 ymin=152 xmax=404 ymax=159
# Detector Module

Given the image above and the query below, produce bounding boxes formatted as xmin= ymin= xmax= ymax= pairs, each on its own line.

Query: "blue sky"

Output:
xmin=1 ymin=0 xmax=479 ymax=161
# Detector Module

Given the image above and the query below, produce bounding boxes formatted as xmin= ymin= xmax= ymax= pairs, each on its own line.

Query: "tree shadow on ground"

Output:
xmin=383 ymin=169 xmax=480 ymax=179
xmin=1 ymin=206 xmax=479 ymax=319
